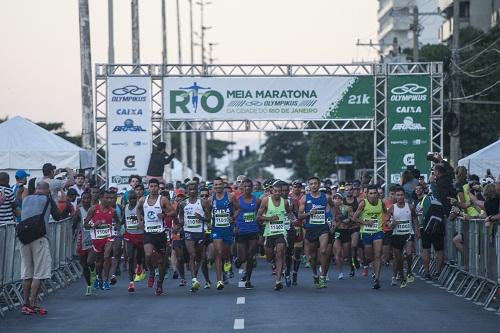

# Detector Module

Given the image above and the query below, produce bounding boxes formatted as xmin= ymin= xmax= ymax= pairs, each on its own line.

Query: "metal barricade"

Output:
xmin=0 ymin=218 xmax=81 ymax=318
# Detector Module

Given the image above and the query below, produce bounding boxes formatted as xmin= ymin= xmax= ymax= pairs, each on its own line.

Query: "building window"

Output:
xmin=459 ymin=1 xmax=470 ymax=18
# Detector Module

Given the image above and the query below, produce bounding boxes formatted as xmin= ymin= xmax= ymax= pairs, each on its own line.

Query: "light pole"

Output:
xmin=161 ymin=0 xmax=172 ymax=181
xmin=177 ymin=0 xmax=188 ymax=179
xmin=189 ymin=0 xmax=198 ymax=176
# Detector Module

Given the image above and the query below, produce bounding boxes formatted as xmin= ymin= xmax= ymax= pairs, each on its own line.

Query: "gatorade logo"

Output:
xmin=403 ymin=153 xmax=415 ymax=166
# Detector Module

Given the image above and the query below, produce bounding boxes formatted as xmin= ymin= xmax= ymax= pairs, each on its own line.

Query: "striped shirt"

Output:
xmin=0 ymin=185 xmax=16 ymax=223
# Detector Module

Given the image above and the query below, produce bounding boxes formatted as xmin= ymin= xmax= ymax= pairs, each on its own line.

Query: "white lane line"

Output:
xmin=238 ymin=268 xmax=244 ymax=275
xmin=234 ymin=319 xmax=244 ymax=330
xmin=236 ymin=297 xmax=245 ymax=304
xmin=238 ymin=281 xmax=245 ymax=288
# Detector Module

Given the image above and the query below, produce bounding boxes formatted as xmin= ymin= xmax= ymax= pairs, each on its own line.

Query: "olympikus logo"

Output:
xmin=390 ymin=83 xmax=427 ymax=102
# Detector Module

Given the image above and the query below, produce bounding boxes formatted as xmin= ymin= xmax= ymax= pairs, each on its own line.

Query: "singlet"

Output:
xmin=304 ymin=192 xmax=327 ymax=229
xmin=392 ymin=202 xmax=412 ymax=235
xmin=383 ymin=199 xmax=394 ymax=232
xmin=360 ymin=199 xmax=383 ymax=234
xmin=212 ymin=192 xmax=233 ymax=229
xmin=337 ymin=205 xmax=350 ymax=229
xmin=124 ymin=203 xmax=143 ymax=235
xmin=236 ymin=195 xmax=259 ymax=234
xmin=263 ymin=196 xmax=286 ymax=237
xmin=461 ymin=184 xmax=480 ymax=217
xmin=183 ymin=198 xmax=205 ymax=233
xmin=79 ymin=207 xmax=92 ymax=250
xmin=143 ymin=195 xmax=164 ymax=234
xmin=91 ymin=204 xmax=114 ymax=240
xmin=343 ymin=196 xmax=359 ymax=214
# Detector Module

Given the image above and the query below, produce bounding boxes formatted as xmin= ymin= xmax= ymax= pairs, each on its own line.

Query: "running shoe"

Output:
xmin=349 ymin=266 xmax=355 ymax=277
xmin=20 ymin=305 xmax=35 ymax=315
xmin=128 ymin=281 xmax=135 ymax=292
xmin=85 ymin=286 xmax=93 ymax=296
xmin=292 ymin=273 xmax=298 ymax=286
xmin=234 ymin=258 xmax=242 ymax=269
xmin=371 ymin=273 xmax=376 ymax=281
xmin=274 ymin=281 xmax=283 ymax=291
xmin=319 ymin=276 xmax=327 ymax=288
xmin=147 ymin=275 xmax=155 ymax=288
xmin=223 ymin=272 xmax=229 ymax=285
xmin=362 ymin=266 xmax=369 ymax=277
xmin=216 ymin=280 xmax=224 ymax=290
xmin=93 ymin=278 xmax=100 ymax=290
xmin=353 ymin=258 xmax=361 ymax=269
xmin=240 ymin=274 xmax=247 ymax=282
xmin=179 ymin=279 xmax=186 ymax=287
xmin=407 ymin=274 xmax=415 ymax=283
xmin=103 ymin=280 xmax=111 ymax=291
xmin=400 ymin=279 xmax=408 ymax=288
xmin=110 ymin=275 xmax=117 ymax=285
xmin=191 ymin=278 xmax=201 ymax=292
xmin=304 ymin=261 xmax=311 ymax=268
xmin=172 ymin=271 xmax=179 ymax=279
xmin=245 ymin=281 xmax=254 ymax=290
xmin=223 ymin=262 xmax=232 ymax=273
xmin=313 ymin=276 xmax=320 ymax=288
xmin=90 ymin=268 xmax=96 ymax=284
xmin=391 ymin=277 xmax=398 ymax=286
xmin=99 ymin=279 xmax=104 ymax=290
xmin=204 ymin=282 xmax=211 ymax=289
xmin=30 ymin=306 xmax=48 ymax=315
xmin=155 ymin=283 xmax=163 ymax=296
xmin=424 ymin=273 xmax=432 ymax=281
xmin=372 ymin=280 xmax=381 ymax=290
xmin=285 ymin=275 xmax=292 ymax=287
xmin=338 ymin=272 xmax=345 ymax=280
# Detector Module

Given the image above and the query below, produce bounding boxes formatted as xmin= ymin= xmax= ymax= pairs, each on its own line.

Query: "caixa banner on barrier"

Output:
xmin=107 ymin=76 xmax=152 ymax=190
xmin=163 ymin=76 xmax=374 ymax=120
xmin=387 ymin=75 xmax=431 ymax=184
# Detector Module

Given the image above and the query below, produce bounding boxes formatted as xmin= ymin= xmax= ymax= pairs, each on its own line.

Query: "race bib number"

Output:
xmin=284 ymin=215 xmax=291 ymax=230
xmin=269 ymin=221 xmax=285 ymax=233
xmin=145 ymin=223 xmax=164 ymax=233
xmin=126 ymin=215 xmax=139 ymax=230
xmin=363 ymin=219 xmax=379 ymax=233
xmin=185 ymin=215 xmax=201 ymax=229
xmin=394 ymin=221 xmax=411 ymax=235
xmin=310 ymin=210 xmax=325 ymax=225
xmin=214 ymin=211 xmax=230 ymax=227
xmin=243 ymin=212 xmax=256 ymax=223
xmin=95 ymin=226 xmax=111 ymax=239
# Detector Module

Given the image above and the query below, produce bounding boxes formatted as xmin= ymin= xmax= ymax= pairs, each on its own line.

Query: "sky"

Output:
xmin=0 ymin=0 xmax=379 ymax=176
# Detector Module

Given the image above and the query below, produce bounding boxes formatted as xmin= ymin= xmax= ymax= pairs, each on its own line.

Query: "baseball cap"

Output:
xmin=175 ymin=188 xmax=186 ymax=197
xmin=15 ymin=170 xmax=30 ymax=179
xmin=334 ymin=192 xmax=345 ymax=199
xmin=292 ymin=180 xmax=303 ymax=187
xmin=42 ymin=163 xmax=56 ymax=173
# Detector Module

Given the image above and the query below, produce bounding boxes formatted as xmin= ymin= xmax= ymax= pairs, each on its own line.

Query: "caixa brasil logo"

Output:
xmin=390 ymin=83 xmax=427 ymax=102
xmin=111 ymin=85 xmax=147 ymax=102
xmin=170 ymin=82 xmax=223 ymax=114
xmin=113 ymin=119 xmax=146 ymax=132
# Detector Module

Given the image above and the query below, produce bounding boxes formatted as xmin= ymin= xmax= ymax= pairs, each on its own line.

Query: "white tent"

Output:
xmin=0 ymin=116 xmax=92 ymax=180
xmin=458 ymin=139 xmax=500 ymax=178
xmin=169 ymin=158 xmax=201 ymax=181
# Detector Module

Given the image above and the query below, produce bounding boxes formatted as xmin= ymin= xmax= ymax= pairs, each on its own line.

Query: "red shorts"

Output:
xmin=77 ymin=248 xmax=91 ymax=257
xmin=91 ymin=238 xmax=113 ymax=253
xmin=124 ymin=232 xmax=144 ymax=247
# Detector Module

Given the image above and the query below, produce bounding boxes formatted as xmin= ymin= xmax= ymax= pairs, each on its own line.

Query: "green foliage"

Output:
xmin=35 ymin=121 xmax=82 ymax=146
xmin=260 ymin=131 xmax=309 ymax=178
xmin=231 ymin=150 xmax=273 ymax=180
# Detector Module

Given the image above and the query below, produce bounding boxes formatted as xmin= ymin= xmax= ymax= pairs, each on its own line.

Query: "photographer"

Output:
xmin=37 ymin=163 xmax=75 ymax=202
xmin=428 ymin=153 xmax=455 ymax=217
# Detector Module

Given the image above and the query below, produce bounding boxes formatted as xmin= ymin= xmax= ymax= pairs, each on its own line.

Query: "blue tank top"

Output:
xmin=304 ymin=192 xmax=328 ymax=229
xmin=212 ymin=192 xmax=233 ymax=230
xmin=236 ymin=195 xmax=259 ymax=234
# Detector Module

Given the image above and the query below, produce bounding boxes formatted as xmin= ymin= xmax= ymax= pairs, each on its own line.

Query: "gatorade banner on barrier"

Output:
xmin=163 ymin=76 xmax=374 ymax=120
xmin=107 ymin=76 xmax=152 ymax=190
xmin=387 ymin=75 xmax=431 ymax=184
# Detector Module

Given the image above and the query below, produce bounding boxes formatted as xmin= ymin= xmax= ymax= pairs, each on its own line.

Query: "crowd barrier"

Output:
xmin=0 ymin=218 xmax=82 ymax=317
xmin=411 ymin=217 xmax=500 ymax=313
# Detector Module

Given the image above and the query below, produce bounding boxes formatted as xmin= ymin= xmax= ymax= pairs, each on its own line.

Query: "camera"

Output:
xmin=426 ymin=152 xmax=440 ymax=163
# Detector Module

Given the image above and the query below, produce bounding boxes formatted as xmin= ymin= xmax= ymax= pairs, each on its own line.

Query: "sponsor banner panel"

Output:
xmin=163 ymin=76 xmax=374 ymax=120
xmin=107 ymin=76 xmax=152 ymax=189
xmin=387 ymin=76 xmax=431 ymax=184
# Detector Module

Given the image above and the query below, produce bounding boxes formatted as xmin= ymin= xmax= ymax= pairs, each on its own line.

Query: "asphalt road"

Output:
xmin=1 ymin=259 xmax=499 ymax=333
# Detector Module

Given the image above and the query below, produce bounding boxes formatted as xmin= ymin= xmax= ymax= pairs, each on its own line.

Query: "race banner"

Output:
xmin=387 ymin=75 xmax=431 ymax=184
xmin=163 ymin=76 xmax=374 ymax=120
xmin=107 ymin=76 xmax=151 ymax=189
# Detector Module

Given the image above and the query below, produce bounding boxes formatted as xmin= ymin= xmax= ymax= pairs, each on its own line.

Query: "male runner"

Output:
xmin=73 ymin=191 xmax=93 ymax=295
xmin=281 ymin=182 xmax=295 ymax=287
xmin=289 ymin=180 xmax=304 ymax=285
xmin=257 ymin=180 xmax=293 ymax=290
xmin=382 ymin=186 xmax=397 ymax=266
xmin=178 ymin=181 xmax=211 ymax=292
xmin=211 ymin=177 xmax=239 ymax=290
xmin=137 ymin=179 xmax=175 ymax=295
xmin=84 ymin=190 xmax=121 ymax=291
xmin=333 ymin=192 xmax=354 ymax=280
xmin=235 ymin=178 xmax=261 ymax=289
xmin=199 ymin=187 xmax=214 ymax=289
xmin=353 ymin=184 xmax=387 ymax=289
xmin=123 ymin=190 xmax=145 ymax=292
xmin=298 ymin=177 xmax=333 ymax=288
xmin=343 ymin=183 xmax=361 ymax=275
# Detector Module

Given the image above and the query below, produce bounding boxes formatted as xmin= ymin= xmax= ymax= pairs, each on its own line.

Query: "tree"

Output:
xmin=231 ymin=150 xmax=273 ymax=180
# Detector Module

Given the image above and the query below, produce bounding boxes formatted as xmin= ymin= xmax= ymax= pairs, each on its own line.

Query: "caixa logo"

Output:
xmin=113 ymin=119 xmax=146 ymax=132
xmin=111 ymin=85 xmax=147 ymax=102
xmin=170 ymin=82 xmax=223 ymax=114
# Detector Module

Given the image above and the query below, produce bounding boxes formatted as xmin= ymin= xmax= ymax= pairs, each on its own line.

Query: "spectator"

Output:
xmin=123 ymin=175 xmax=142 ymax=206
xmin=20 ymin=181 xmax=60 ymax=315
xmin=0 ymin=172 xmax=18 ymax=223
xmin=146 ymin=142 xmax=177 ymax=182
xmin=37 ymin=163 xmax=75 ymax=201
xmin=429 ymin=155 xmax=455 ymax=217
xmin=58 ymin=188 xmax=78 ymax=219
xmin=484 ymin=183 xmax=500 ymax=227
xmin=12 ymin=169 xmax=30 ymax=208
xmin=70 ymin=173 xmax=86 ymax=201
xmin=401 ymin=169 xmax=418 ymax=203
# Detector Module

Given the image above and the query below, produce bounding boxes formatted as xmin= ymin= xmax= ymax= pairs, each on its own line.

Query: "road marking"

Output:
xmin=234 ymin=319 xmax=244 ymax=330
xmin=238 ymin=281 xmax=245 ymax=288
xmin=238 ymin=268 xmax=244 ymax=275
xmin=236 ymin=297 xmax=245 ymax=304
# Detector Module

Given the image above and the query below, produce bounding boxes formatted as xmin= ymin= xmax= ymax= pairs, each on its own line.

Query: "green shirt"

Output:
xmin=263 ymin=197 xmax=286 ymax=237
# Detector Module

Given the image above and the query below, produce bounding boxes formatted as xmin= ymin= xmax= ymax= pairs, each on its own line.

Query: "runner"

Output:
xmin=211 ymin=177 xmax=240 ymax=290
xmin=84 ymin=190 xmax=121 ymax=291
xmin=178 ymin=181 xmax=212 ymax=292
xmin=108 ymin=189 xmax=123 ymax=286
xmin=172 ymin=189 xmax=187 ymax=287
xmin=343 ymin=183 xmax=361 ymax=275
xmin=199 ymin=186 xmax=214 ymax=289
xmin=289 ymin=180 xmax=305 ymax=285
xmin=257 ymin=180 xmax=293 ymax=290
xmin=353 ymin=184 xmax=387 ymax=289
xmin=123 ymin=190 xmax=145 ymax=292
xmin=382 ymin=186 xmax=397 ymax=267
xmin=332 ymin=192 xmax=354 ymax=280
xmin=298 ymin=177 xmax=333 ymax=288
xmin=137 ymin=179 xmax=176 ymax=296
xmin=281 ymin=182 xmax=295 ymax=287
xmin=73 ymin=190 xmax=93 ymax=296
xmin=388 ymin=186 xmax=418 ymax=288
xmin=234 ymin=178 xmax=261 ymax=289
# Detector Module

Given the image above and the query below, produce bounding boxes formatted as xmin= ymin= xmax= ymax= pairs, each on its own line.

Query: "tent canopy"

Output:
xmin=0 ymin=116 xmax=85 ymax=171
xmin=458 ymin=139 xmax=500 ymax=178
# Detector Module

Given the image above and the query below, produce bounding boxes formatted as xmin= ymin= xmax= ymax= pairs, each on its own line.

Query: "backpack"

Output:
xmin=422 ymin=195 xmax=445 ymax=236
